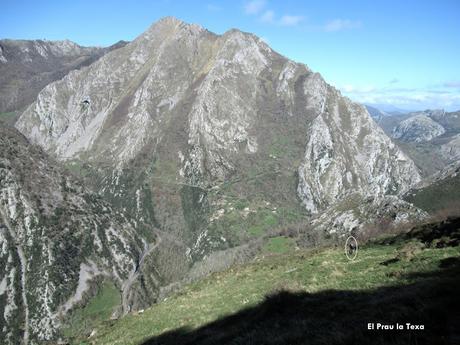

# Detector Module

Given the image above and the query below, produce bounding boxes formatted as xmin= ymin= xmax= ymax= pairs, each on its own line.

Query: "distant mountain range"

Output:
xmin=367 ymin=106 xmax=460 ymax=205
xmin=368 ymin=107 xmax=460 ymax=176
xmin=365 ymin=103 xmax=413 ymax=114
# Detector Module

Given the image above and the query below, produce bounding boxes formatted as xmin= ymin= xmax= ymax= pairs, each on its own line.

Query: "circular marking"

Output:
xmin=345 ymin=236 xmax=358 ymax=261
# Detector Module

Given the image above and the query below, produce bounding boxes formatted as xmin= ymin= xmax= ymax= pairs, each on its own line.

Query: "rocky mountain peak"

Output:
xmin=392 ymin=114 xmax=446 ymax=143
xmin=153 ymin=15 xmax=188 ymax=28
xmin=139 ymin=16 xmax=206 ymax=43
xmin=16 ymin=18 xmax=421 ymax=203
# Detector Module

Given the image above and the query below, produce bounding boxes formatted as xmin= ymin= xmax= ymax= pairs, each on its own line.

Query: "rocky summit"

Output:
xmin=2 ymin=17 xmax=428 ymax=344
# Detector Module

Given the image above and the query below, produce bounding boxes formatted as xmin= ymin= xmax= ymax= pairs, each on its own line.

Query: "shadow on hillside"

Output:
xmin=141 ymin=257 xmax=460 ymax=345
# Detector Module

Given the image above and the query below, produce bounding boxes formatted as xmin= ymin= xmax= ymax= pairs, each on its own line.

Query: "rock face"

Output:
xmin=0 ymin=39 xmax=127 ymax=113
xmin=0 ymin=126 xmax=149 ymax=344
xmin=392 ymin=114 xmax=445 ymax=143
xmin=296 ymin=88 xmax=419 ymax=214
xmin=311 ymin=194 xmax=428 ymax=236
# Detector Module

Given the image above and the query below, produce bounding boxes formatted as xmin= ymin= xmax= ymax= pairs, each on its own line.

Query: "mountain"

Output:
xmin=0 ymin=126 xmax=152 ymax=344
xmin=373 ymin=109 xmax=460 ymax=176
xmin=16 ymin=16 xmax=422 ymax=249
xmin=8 ymin=17 xmax=426 ymax=342
xmin=392 ymin=114 xmax=446 ymax=143
xmin=0 ymin=39 xmax=127 ymax=114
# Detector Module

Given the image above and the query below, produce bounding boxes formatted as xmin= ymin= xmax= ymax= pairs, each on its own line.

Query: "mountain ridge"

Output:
xmin=0 ymin=38 xmax=128 ymax=114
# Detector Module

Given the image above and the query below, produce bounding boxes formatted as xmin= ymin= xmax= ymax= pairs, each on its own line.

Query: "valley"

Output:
xmin=0 ymin=13 xmax=459 ymax=345
xmin=81 ymin=217 xmax=460 ymax=345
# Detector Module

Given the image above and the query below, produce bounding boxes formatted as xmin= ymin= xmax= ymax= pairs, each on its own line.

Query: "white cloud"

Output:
xmin=245 ymin=6 xmax=303 ymax=27
xmin=243 ymin=2 xmax=304 ymax=27
xmin=324 ymin=19 xmax=361 ymax=32
xmin=244 ymin=0 xmax=266 ymax=15
xmin=260 ymin=10 xmax=275 ymax=23
xmin=279 ymin=15 xmax=304 ymax=26
xmin=339 ymin=84 xmax=460 ymax=111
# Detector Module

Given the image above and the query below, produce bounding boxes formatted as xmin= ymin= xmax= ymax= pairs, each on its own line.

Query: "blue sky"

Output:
xmin=1 ymin=0 xmax=460 ymax=111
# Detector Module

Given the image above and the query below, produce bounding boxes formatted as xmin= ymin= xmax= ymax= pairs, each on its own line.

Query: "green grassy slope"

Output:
xmin=62 ymin=281 xmax=121 ymax=339
xmin=73 ymin=219 xmax=460 ymax=345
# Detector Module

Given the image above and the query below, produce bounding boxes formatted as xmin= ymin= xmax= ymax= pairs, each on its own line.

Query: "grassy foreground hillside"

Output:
xmin=72 ymin=218 xmax=460 ymax=345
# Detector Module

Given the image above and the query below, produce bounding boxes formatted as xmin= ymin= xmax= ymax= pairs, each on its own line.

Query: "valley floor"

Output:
xmin=68 ymin=218 xmax=460 ymax=345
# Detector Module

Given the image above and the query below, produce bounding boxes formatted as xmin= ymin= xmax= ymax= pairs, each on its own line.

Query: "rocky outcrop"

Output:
xmin=310 ymin=194 xmax=428 ymax=235
xmin=297 ymin=83 xmax=419 ymax=214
